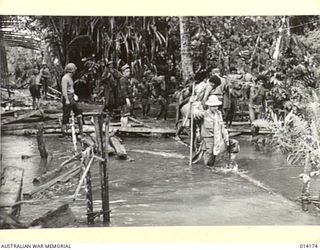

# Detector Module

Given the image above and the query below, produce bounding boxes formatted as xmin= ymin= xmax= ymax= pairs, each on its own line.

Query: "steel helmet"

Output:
xmin=64 ymin=63 xmax=77 ymax=73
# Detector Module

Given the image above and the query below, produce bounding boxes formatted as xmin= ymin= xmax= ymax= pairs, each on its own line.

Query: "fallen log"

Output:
xmin=24 ymin=165 xmax=80 ymax=198
xmin=0 ymin=211 xmax=28 ymax=229
xmin=33 ymin=112 xmax=126 ymax=122
xmin=0 ymin=167 xmax=24 ymax=217
xmin=109 ymin=136 xmax=127 ymax=159
xmin=1 ymin=128 xmax=64 ymax=136
xmin=30 ymin=204 xmax=76 ymax=228
xmin=11 ymin=106 xmax=32 ymax=111
xmin=88 ymin=134 xmax=116 ymax=156
xmin=7 ymin=116 xmax=46 ymax=123
xmin=1 ymin=122 xmax=60 ymax=132
xmin=1 ymin=125 xmax=272 ymax=137
xmin=43 ymin=109 xmax=61 ymax=114
xmin=0 ymin=110 xmax=16 ymax=117
xmin=58 ymin=168 xmax=81 ymax=183
xmin=82 ymin=136 xmax=96 ymax=147
xmin=229 ymin=132 xmax=242 ymax=137
xmin=128 ymin=116 xmax=151 ymax=128
xmin=1 ymin=123 xmax=143 ymax=135
xmin=33 ymin=156 xmax=80 ymax=184
xmin=31 ymin=113 xmax=61 ymax=120
xmin=227 ymin=128 xmax=272 ymax=135
xmin=46 ymin=93 xmax=61 ymax=101
xmin=115 ymin=127 xmax=177 ymax=135
xmin=48 ymin=86 xmax=62 ymax=95
xmin=1 ymin=109 xmax=44 ymax=125
xmin=60 ymin=152 xmax=81 ymax=167
xmin=228 ymin=121 xmax=251 ymax=126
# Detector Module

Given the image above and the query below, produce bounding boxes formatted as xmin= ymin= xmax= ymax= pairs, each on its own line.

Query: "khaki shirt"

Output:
xmin=194 ymin=108 xmax=229 ymax=155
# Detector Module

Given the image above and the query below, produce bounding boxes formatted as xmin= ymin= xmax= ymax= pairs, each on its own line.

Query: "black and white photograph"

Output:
xmin=1 ymin=14 xmax=320 ymax=230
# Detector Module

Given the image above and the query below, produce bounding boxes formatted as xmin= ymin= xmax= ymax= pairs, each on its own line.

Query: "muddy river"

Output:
xmin=1 ymin=135 xmax=320 ymax=226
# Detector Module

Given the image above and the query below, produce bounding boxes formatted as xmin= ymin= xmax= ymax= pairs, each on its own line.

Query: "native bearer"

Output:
xmin=193 ymin=95 xmax=230 ymax=167
xmin=248 ymin=74 xmax=268 ymax=136
xmin=40 ymin=62 xmax=51 ymax=98
xmin=61 ymin=63 xmax=83 ymax=137
xmin=101 ymin=60 xmax=121 ymax=114
xmin=29 ymin=68 xmax=41 ymax=110
xmin=119 ymin=64 xmax=133 ymax=127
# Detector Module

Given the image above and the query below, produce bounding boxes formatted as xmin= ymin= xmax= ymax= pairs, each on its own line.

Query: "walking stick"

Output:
xmin=189 ymin=81 xmax=195 ymax=166
xmin=71 ymin=112 xmax=77 ymax=152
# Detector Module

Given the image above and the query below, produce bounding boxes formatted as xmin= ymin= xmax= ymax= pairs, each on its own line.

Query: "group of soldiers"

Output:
xmin=99 ymin=60 xmax=178 ymax=126
xmin=172 ymin=66 xmax=271 ymax=168
xmin=175 ymin=66 xmax=270 ymax=131
xmin=57 ymin=59 xmax=178 ymax=135
xmin=31 ymin=58 xmax=270 ymax=168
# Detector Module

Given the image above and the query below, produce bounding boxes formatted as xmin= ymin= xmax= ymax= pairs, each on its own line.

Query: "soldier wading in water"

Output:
xmin=192 ymin=95 xmax=240 ymax=169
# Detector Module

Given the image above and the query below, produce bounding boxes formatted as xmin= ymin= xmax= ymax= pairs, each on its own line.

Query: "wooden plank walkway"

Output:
xmin=1 ymin=122 xmax=273 ymax=136
xmin=1 ymin=109 xmax=43 ymax=125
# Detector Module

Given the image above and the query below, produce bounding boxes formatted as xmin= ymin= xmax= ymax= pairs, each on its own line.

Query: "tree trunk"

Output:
xmin=36 ymin=124 xmax=48 ymax=159
xmin=272 ymin=17 xmax=287 ymax=64
xmin=179 ymin=16 xmax=194 ymax=84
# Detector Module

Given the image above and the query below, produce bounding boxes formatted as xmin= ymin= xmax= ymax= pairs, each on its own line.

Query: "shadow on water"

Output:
xmin=1 ymin=135 xmax=320 ymax=227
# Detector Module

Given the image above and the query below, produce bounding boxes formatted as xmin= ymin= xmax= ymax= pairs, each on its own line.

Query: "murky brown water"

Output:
xmin=1 ymin=135 xmax=320 ymax=227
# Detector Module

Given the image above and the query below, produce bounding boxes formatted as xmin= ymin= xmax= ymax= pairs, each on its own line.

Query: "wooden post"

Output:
xmin=104 ymin=115 xmax=110 ymax=162
xmin=81 ymin=120 xmax=94 ymax=225
xmin=78 ymin=115 xmax=84 ymax=140
xmin=71 ymin=113 xmax=77 ymax=152
xmin=94 ymin=114 xmax=110 ymax=224
xmin=84 ymin=156 xmax=94 ymax=225
xmin=36 ymin=124 xmax=48 ymax=159
xmin=103 ymin=115 xmax=110 ymax=223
